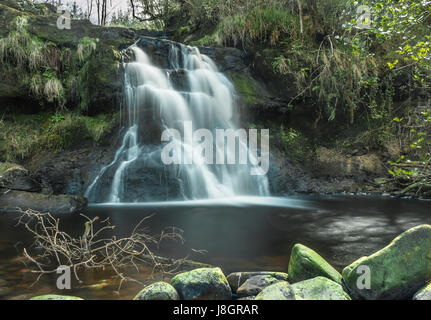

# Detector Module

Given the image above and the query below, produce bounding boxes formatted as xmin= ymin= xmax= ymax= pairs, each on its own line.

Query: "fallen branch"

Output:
xmin=16 ymin=209 xmax=189 ymax=292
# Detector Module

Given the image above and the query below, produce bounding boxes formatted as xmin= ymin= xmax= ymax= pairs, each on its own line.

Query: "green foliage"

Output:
xmin=0 ymin=112 xmax=117 ymax=162
xmin=216 ymin=6 xmax=296 ymax=47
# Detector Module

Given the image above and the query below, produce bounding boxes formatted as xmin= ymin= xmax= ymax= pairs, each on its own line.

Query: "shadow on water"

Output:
xmin=0 ymin=195 xmax=430 ymax=299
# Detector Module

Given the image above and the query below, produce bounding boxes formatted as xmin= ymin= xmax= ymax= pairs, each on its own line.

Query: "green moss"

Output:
xmin=255 ymin=281 xmax=295 ymax=300
xmin=288 ymin=244 xmax=342 ymax=284
xmin=0 ymin=162 xmax=17 ymax=177
xmin=0 ymin=112 xmax=116 ymax=162
xmin=171 ymin=267 xmax=231 ymax=300
xmin=289 ymin=277 xmax=351 ymax=300
xmin=229 ymin=73 xmax=262 ymax=105
xmin=134 ymin=282 xmax=179 ymax=300
xmin=342 ymin=224 xmax=431 ymax=300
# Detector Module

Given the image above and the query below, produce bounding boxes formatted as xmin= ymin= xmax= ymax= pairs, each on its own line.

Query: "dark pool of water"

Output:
xmin=0 ymin=195 xmax=430 ymax=300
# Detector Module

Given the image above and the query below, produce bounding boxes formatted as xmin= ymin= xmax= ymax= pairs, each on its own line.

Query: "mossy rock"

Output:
xmin=289 ymin=277 xmax=350 ymax=300
xmin=30 ymin=294 xmax=84 ymax=300
xmin=171 ymin=267 xmax=232 ymax=300
xmin=413 ymin=282 xmax=431 ymax=300
xmin=134 ymin=282 xmax=179 ymax=300
xmin=227 ymin=271 xmax=289 ymax=293
xmin=288 ymin=243 xmax=342 ymax=284
xmin=255 ymin=281 xmax=296 ymax=300
xmin=237 ymin=275 xmax=285 ymax=298
xmin=342 ymin=224 xmax=431 ymax=300
xmin=229 ymin=73 xmax=263 ymax=106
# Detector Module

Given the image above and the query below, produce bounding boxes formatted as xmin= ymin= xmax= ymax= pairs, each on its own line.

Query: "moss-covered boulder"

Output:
xmin=134 ymin=282 xmax=179 ymax=300
xmin=237 ymin=275 xmax=285 ymax=298
xmin=255 ymin=281 xmax=296 ymax=300
xmin=413 ymin=282 xmax=431 ymax=300
xmin=30 ymin=294 xmax=84 ymax=300
xmin=289 ymin=277 xmax=350 ymax=300
xmin=288 ymin=244 xmax=342 ymax=284
xmin=342 ymin=224 xmax=431 ymax=300
xmin=226 ymin=271 xmax=289 ymax=293
xmin=171 ymin=267 xmax=231 ymax=300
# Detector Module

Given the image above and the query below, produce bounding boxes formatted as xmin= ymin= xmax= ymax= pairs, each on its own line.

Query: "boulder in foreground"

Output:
xmin=30 ymin=294 xmax=84 ymax=300
xmin=342 ymin=224 xmax=431 ymax=300
xmin=171 ymin=267 xmax=231 ymax=300
xmin=0 ymin=190 xmax=87 ymax=214
xmin=255 ymin=281 xmax=295 ymax=300
xmin=289 ymin=276 xmax=350 ymax=300
xmin=288 ymin=243 xmax=342 ymax=284
xmin=134 ymin=281 xmax=179 ymax=300
xmin=413 ymin=282 xmax=431 ymax=300
xmin=255 ymin=277 xmax=350 ymax=300
xmin=227 ymin=271 xmax=289 ymax=293
xmin=237 ymin=275 xmax=284 ymax=298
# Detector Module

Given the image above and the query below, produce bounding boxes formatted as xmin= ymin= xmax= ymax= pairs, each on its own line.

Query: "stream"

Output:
xmin=0 ymin=195 xmax=430 ymax=300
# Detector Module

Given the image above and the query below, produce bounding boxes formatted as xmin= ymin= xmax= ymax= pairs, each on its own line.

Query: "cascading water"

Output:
xmin=85 ymin=39 xmax=269 ymax=203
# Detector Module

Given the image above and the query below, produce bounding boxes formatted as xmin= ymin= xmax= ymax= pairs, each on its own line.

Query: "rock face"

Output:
xmin=236 ymin=275 xmax=284 ymax=298
xmin=413 ymin=282 xmax=431 ymax=300
xmin=171 ymin=267 xmax=232 ymax=300
xmin=289 ymin=277 xmax=350 ymax=300
xmin=0 ymin=190 xmax=87 ymax=214
xmin=134 ymin=282 xmax=180 ymax=300
xmin=255 ymin=281 xmax=295 ymax=300
xmin=0 ymin=165 xmax=41 ymax=192
xmin=315 ymin=147 xmax=384 ymax=178
xmin=288 ymin=244 xmax=342 ymax=284
xmin=30 ymin=294 xmax=84 ymax=300
xmin=342 ymin=224 xmax=431 ymax=300
xmin=226 ymin=271 xmax=289 ymax=293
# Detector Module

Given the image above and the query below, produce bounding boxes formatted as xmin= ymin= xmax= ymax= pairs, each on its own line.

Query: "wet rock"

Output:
xmin=255 ymin=281 xmax=295 ymax=300
xmin=134 ymin=281 xmax=180 ymax=300
xmin=342 ymin=224 xmax=431 ymax=300
xmin=413 ymin=282 xmax=431 ymax=300
xmin=226 ymin=271 xmax=289 ymax=293
xmin=0 ymin=190 xmax=87 ymax=214
xmin=289 ymin=276 xmax=350 ymax=300
xmin=237 ymin=275 xmax=284 ymax=298
xmin=0 ymin=165 xmax=41 ymax=192
xmin=171 ymin=267 xmax=231 ymax=300
xmin=30 ymin=294 xmax=84 ymax=300
xmin=288 ymin=244 xmax=342 ymax=284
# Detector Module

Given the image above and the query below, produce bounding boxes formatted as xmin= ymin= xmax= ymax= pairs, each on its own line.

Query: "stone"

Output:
xmin=288 ymin=243 xmax=342 ymax=284
xmin=413 ymin=282 xmax=431 ymax=300
xmin=134 ymin=281 xmax=180 ymax=300
xmin=171 ymin=267 xmax=231 ymax=300
xmin=226 ymin=271 xmax=289 ymax=293
xmin=255 ymin=281 xmax=296 ymax=300
xmin=289 ymin=277 xmax=350 ymax=300
xmin=342 ymin=224 xmax=431 ymax=300
xmin=237 ymin=275 xmax=284 ymax=298
xmin=30 ymin=294 xmax=84 ymax=300
xmin=0 ymin=165 xmax=41 ymax=192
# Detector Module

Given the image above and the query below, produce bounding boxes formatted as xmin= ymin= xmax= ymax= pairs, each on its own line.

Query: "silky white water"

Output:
xmin=85 ymin=41 xmax=269 ymax=203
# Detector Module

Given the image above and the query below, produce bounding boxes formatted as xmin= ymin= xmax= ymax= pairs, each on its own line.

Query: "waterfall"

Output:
xmin=85 ymin=40 xmax=269 ymax=203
